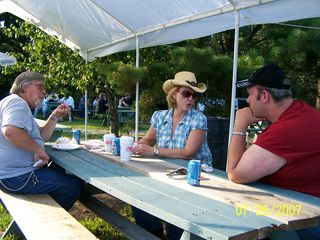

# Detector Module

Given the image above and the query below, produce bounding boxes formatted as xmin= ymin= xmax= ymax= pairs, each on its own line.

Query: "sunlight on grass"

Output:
xmin=59 ymin=117 xmax=149 ymax=141
xmin=81 ymin=217 xmax=127 ymax=240
xmin=0 ymin=204 xmax=12 ymax=231
xmin=0 ymin=204 xmax=24 ymax=240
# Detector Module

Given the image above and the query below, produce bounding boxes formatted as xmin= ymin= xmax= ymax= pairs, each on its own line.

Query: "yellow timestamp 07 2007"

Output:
xmin=235 ymin=203 xmax=302 ymax=217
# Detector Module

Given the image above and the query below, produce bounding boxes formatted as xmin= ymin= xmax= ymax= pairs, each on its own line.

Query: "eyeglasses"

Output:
xmin=31 ymin=82 xmax=45 ymax=91
xmin=166 ymin=167 xmax=188 ymax=177
xmin=177 ymin=90 xmax=198 ymax=99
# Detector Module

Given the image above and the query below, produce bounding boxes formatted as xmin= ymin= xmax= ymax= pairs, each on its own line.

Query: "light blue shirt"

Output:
xmin=151 ymin=108 xmax=213 ymax=166
xmin=0 ymin=94 xmax=44 ymax=179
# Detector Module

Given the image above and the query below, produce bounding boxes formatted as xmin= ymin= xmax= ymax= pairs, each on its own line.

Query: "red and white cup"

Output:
xmin=120 ymin=136 xmax=134 ymax=161
xmin=103 ymin=133 xmax=116 ymax=153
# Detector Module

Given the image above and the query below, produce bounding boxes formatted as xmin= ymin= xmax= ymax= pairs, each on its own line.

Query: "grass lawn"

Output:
xmin=58 ymin=116 xmax=149 ymax=141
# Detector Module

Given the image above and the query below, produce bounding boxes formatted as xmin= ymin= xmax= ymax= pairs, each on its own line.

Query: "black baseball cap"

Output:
xmin=237 ymin=64 xmax=291 ymax=89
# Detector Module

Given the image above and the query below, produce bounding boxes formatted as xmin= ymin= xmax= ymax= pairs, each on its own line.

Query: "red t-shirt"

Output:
xmin=256 ymin=100 xmax=320 ymax=198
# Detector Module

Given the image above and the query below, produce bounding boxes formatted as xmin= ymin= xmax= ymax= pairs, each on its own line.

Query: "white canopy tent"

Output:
xmin=0 ymin=52 xmax=16 ymax=66
xmin=1 ymin=0 xmax=320 ymax=145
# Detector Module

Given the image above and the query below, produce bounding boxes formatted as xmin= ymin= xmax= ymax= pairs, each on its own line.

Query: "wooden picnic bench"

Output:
xmin=45 ymin=144 xmax=320 ymax=240
xmin=0 ymin=189 xmax=98 ymax=240
xmin=118 ymin=107 xmax=135 ymax=124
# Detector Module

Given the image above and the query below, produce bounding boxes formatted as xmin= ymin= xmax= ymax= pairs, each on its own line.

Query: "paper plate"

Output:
xmin=52 ymin=143 xmax=81 ymax=150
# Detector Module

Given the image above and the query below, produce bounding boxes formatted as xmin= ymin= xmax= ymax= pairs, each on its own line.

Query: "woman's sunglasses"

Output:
xmin=177 ymin=90 xmax=198 ymax=99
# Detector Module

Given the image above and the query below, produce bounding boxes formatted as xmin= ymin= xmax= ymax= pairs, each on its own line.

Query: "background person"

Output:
xmin=33 ymin=93 xmax=48 ymax=119
xmin=0 ymin=71 xmax=83 ymax=210
xmin=132 ymin=71 xmax=213 ymax=239
xmin=95 ymin=93 xmax=108 ymax=115
xmin=118 ymin=92 xmax=132 ymax=107
xmin=59 ymin=93 xmax=75 ymax=122
xmin=228 ymin=64 xmax=320 ymax=239
xmin=78 ymin=94 xmax=86 ymax=118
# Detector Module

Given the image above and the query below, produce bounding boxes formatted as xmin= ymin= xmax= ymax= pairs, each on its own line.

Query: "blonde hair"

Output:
xmin=166 ymin=87 xmax=178 ymax=108
xmin=10 ymin=71 xmax=45 ymax=94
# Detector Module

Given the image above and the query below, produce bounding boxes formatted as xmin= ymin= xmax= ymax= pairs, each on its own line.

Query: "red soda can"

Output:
xmin=187 ymin=160 xmax=201 ymax=186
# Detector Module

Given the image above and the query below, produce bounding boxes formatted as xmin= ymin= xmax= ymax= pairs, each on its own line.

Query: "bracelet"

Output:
xmin=153 ymin=144 xmax=160 ymax=156
xmin=49 ymin=114 xmax=59 ymax=122
xmin=232 ymin=131 xmax=246 ymax=136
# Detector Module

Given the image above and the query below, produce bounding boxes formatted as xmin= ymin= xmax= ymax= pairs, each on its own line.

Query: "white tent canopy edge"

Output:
xmin=1 ymin=0 xmax=320 ymax=61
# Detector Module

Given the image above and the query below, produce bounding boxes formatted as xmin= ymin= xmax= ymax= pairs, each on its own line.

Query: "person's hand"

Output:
xmin=33 ymin=148 xmax=49 ymax=168
xmin=234 ymin=107 xmax=264 ymax=131
xmin=132 ymin=143 xmax=153 ymax=156
xmin=52 ymin=104 xmax=69 ymax=118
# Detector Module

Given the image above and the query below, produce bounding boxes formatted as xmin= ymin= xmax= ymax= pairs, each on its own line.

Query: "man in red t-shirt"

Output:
xmin=227 ymin=64 xmax=320 ymax=239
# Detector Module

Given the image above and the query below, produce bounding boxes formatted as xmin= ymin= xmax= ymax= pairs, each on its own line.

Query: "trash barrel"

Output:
xmin=207 ymin=117 xmax=229 ymax=171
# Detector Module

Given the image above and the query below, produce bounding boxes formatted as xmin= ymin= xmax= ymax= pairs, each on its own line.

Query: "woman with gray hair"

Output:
xmin=0 ymin=71 xmax=83 ymax=210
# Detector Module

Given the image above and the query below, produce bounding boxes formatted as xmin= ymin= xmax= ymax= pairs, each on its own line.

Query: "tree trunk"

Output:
xmin=105 ymin=88 xmax=119 ymax=136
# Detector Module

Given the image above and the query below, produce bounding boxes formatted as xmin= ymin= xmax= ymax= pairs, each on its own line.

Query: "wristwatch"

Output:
xmin=153 ymin=144 xmax=160 ymax=156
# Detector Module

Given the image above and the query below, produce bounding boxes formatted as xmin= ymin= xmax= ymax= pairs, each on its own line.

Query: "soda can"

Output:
xmin=187 ymin=160 xmax=201 ymax=186
xmin=112 ymin=137 xmax=120 ymax=156
xmin=72 ymin=129 xmax=81 ymax=144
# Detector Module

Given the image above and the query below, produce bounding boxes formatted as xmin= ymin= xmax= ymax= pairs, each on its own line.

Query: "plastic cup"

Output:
xmin=103 ymin=133 xmax=116 ymax=153
xmin=120 ymin=136 xmax=134 ymax=161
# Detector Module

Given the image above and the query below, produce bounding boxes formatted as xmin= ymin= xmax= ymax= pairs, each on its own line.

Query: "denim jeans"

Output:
xmin=132 ymin=207 xmax=183 ymax=240
xmin=264 ymin=225 xmax=320 ymax=240
xmin=0 ymin=165 xmax=84 ymax=210
xmin=296 ymin=226 xmax=320 ymax=240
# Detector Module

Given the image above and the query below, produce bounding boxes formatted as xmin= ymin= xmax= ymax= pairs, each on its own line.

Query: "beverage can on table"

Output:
xmin=112 ymin=137 xmax=120 ymax=156
xmin=187 ymin=160 xmax=201 ymax=186
xmin=72 ymin=130 xmax=81 ymax=144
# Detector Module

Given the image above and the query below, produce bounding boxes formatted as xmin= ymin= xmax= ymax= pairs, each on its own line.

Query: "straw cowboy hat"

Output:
xmin=163 ymin=71 xmax=207 ymax=94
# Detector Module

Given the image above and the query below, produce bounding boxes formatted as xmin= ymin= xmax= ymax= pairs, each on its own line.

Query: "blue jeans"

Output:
xmin=296 ymin=226 xmax=320 ymax=240
xmin=0 ymin=165 xmax=84 ymax=210
xmin=266 ymin=226 xmax=320 ymax=240
xmin=132 ymin=207 xmax=183 ymax=240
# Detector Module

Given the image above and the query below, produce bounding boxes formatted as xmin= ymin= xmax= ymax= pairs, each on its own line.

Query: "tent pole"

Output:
xmin=227 ymin=9 xmax=240 ymax=171
xmin=135 ymin=36 xmax=139 ymax=142
xmin=85 ymin=89 xmax=88 ymax=140
xmin=84 ymin=56 xmax=88 ymax=140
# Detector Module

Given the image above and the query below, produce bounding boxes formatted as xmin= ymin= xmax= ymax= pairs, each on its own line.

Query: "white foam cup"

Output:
xmin=120 ymin=136 xmax=134 ymax=161
xmin=103 ymin=133 xmax=116 ymax=153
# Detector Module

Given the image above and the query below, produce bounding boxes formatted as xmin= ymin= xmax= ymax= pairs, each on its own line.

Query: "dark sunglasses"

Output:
xmin=166 ymin=167 xmax=188 ymax=177
xmin=177 ymin=90 xmax=198 ymax=99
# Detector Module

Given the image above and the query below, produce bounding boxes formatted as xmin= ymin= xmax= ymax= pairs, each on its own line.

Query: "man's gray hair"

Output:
xmin=10 ymin=71 xmax=45 ymax=94
xmin=257 ymin=85 xmax=292 ymax=102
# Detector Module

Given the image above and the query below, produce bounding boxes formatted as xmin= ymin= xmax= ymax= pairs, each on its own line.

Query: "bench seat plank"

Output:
xmin=0 ymin=190 xmax=97 ymax=240
xmin=80 ymin=194 xmax=160 ymax=240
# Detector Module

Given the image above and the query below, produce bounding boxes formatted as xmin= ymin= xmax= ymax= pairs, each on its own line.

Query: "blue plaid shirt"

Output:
xmin=151 ymin=108 xmax=213 ymax=166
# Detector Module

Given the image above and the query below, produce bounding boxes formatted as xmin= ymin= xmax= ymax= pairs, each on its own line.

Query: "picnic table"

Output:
xmin=35 ymin=118 xmax=72 ymax=142
xmin=118 ymin=107 xmax=135 ymax=123
xmin=45 ymin=143 xmax=320 ymax=240
xmin=45 ymin=101 xmax=60 ymax=119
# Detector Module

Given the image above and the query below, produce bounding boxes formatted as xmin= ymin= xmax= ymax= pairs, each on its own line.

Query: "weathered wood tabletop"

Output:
xmin=45 ymin=144 xmax=320 ymax=240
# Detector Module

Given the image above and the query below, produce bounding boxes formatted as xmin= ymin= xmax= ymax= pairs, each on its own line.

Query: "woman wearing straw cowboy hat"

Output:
xmin=132 ymin=71 xmax=213 ymax=239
